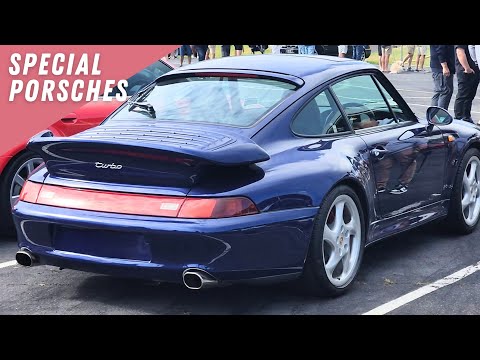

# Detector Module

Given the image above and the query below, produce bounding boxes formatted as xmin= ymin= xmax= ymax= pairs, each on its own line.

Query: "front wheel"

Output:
xmin=446 ymin=148 xmax=480 ymax=234
xmin=302 ymin=185 xmax=365 ymax=297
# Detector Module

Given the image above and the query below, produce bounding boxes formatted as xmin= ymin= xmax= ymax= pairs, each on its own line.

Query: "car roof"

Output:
xmin=172 ymin=54 xmax=376 ymax=79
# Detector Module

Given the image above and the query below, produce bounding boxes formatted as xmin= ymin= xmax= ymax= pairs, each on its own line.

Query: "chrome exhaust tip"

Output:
xmin=183 ymin=269 xmax=218 ymax=290
xmin=15 ymin=248 xmax=37 ymax=267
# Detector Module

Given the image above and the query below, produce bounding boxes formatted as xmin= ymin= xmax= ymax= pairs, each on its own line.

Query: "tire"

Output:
xmin=0 ymin=151 xmax=43 ymax=236
xmin=302 ymin=185 xmax=366 ymax=297
xmin=446 ymin=148 xmax=480 ymax=234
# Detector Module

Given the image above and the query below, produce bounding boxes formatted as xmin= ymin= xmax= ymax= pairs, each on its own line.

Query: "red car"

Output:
xmin=0 ymin=58 xmax=174 ymax=235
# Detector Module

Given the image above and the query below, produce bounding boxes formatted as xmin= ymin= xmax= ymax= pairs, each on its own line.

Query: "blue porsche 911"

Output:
xmin=12 ymin=55 xmax=480 ymax=296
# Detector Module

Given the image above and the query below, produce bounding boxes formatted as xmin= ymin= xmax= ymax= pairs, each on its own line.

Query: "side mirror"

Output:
xmin=426 ymin=106 xmax=453 ymax=126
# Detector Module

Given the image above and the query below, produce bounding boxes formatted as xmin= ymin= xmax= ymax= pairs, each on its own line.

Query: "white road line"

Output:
xmin=0 ymin=260 xmax=17 ymax=269
xmin=363 ymin=261 xmax=480 ymax=315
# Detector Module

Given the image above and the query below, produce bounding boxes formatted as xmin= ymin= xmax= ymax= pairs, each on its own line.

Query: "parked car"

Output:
xmin=0 ymin=59 xmax=173 ymax=235
xmin=12 ymin=55 xmax=480 ymax=297
xmin=280 ymin=45 xmax=371 ymax=60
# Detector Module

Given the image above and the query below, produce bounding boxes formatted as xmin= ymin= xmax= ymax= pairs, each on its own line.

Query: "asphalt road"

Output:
xmin=1 ymin=64 xmax=480 ymax=315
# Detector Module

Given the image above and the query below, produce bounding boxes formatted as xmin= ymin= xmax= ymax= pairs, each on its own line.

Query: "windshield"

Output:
xmin=107 ymin=75 xmax=298 ymax=127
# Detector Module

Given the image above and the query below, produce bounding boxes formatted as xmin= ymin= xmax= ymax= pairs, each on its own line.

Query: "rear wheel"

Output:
xmin=302 ymin=185 xmax=365 ymax=296
xmin=0 ymin=152 xmax=43 ymax=235
xmin=447 ymin=148 xmax=480 ymax=234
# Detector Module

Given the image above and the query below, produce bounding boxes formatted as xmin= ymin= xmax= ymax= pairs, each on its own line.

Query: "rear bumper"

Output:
xmin=12 ymin=201 xmax=318 ymax=284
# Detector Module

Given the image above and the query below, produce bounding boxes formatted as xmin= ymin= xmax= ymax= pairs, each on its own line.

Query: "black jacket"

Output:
xmin=430 ymin=45 xmax=455 ymax=74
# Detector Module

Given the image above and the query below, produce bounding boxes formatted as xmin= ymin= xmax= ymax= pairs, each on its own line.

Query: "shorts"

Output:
xmin=381 ymin=45 xmax=392 ymax=55
xmin=208 ymin=45 xmax=216 ymax=53
xmin=234 ymin=45 xmax=243 ymax=51
xmin=407 ymin=45 xmax=415 ymax=54
xmin=417 ymin=45 xmax=427 ymax=55
xmin=338 ymin=45 xmax=348 ymax=54
xmin=378 ymin=45 xmax=382 ymax=56
xmin=180 ymin=45 xmax=192 ymax=56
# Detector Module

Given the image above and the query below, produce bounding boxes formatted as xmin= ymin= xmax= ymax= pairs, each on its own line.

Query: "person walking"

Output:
xmin=401 ymin=45 xmax=415 ymax=71
xmin=380 ymin=45 xmax=392 ymax=72
xmin=179 ymin=45 xmax=192 ymax=67
xmin=415 ymin=45 xmax=427 ymax=72
xmin=233 ymin=45 xmax=244 ymax=56
xmin=206 ymin=45 xmax=217 ymax=60
xmin=453 ymin=45 xmax=479 ymax=123
xmin=338 ymin=45 xmax=348 ymax=58
xmin=270 ymin=45 xmax=283 ymax=55
xmin=430 ymin=45 xmax=456 ymax=111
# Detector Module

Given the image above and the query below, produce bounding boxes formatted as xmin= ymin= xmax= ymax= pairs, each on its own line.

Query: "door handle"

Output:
xmin=370 ymin=147 xmax=388 ymax=157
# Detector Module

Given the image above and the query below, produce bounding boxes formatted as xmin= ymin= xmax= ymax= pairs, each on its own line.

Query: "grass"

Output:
xmin=365 ymin=45 xmax=431 ymax=69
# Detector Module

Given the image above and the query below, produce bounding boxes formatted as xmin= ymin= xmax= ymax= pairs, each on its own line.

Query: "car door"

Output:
xmin=330 ymin=73 xmax=448 ymax=219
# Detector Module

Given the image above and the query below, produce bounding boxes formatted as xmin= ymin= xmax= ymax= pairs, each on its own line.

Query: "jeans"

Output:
xmin=298 ymin=45 xmax=315 ymax=54
xmin=194 ymin=45 xmax=208 ymax=61
xmin=431 ymin=72 xmax=454 ymax=110
xmin=353 ymin=45 xmax=365 ymax=60
xmin=221 ymin=45 xmax=231 ymax=57
xmin=454 ymin=70 xmax=480 ymax=120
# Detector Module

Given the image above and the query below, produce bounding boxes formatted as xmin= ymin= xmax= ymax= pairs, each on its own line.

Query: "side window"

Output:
xmin=291 ymin=90 xmax=350 ymax=136
xmin=331 ymin=75 xmax=396 ymax=130
xmin=375 ymin=79 xmax=411 ymax=122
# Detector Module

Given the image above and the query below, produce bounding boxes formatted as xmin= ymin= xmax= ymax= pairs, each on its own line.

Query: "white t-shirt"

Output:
xmin=270 ymin=45 xmax=283 ymax=55
xmin=468 ymin=45 xmax=480 ymax=66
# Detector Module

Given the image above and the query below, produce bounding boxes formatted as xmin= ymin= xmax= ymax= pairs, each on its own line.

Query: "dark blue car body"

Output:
xmin=12 ymin=55 xmax=480 ymax=288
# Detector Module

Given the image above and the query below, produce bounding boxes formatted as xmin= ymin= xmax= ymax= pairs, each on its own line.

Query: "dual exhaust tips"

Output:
xmin=15 ymin=249 xmax=218 ymax=291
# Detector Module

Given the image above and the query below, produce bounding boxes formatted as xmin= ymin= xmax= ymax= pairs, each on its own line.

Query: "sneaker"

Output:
xmin=378 ymin=186 xmax=387 ymax=193
xmin=390 ymin=184 xmax=408 ymax=195
xmin=463 ymin=118 xmax=475 ymax=124
xmin=415 ymin=69 xmax=419 ymax=72
xmin=407 ymin=67 xmax=413 ymax=71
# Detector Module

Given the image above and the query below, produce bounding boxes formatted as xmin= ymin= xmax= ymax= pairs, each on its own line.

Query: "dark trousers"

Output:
xmin=221 ymin=45 xmax=231 ymax=57
xmin=195 ymin=45 xmax=208 ymax=61
xmin=454 ymin=70 xmax=480 ymax=120
xmin=431 ymin=72 xmax=454 ymax=110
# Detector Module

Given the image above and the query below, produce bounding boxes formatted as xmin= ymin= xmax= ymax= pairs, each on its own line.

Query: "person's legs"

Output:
xmin=298 ymin=45 xmax=306 ymax=54
xmin=435 ymin=74 xmax=454 ymax=110
xmin=353 ymin=45 xmax=363 ymax=60
xmin=221 ymin=45 xmax=231 ymax=57
xmin=454 ymin=71 xmax=471 ymax=119
xmin=466 ymin=73 xmax=480 ymax=120
xmin=378 ymin=45 xmax=384 ymax=71
xmin=382 ymin=46 xmax=392 ymax=71
xmin=306 ymin=45 xmax=315 ymax=55
xmin=338 ymin=45 xmax=348 ymax=58
xmin=196 ymin=45 xmax=207 ymax=61
xmin=234 ymin=45 xmax=243 ymax=56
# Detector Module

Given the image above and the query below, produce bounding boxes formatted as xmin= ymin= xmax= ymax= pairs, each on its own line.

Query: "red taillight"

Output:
xmin=34 ymin=185 xmax=186 ymax=217
xmin=18 ymin=181 xmax=43 ymax=204
xmin=178 ymin=197 xmax=258 ymax=219
xmin=19 ymin=184 xmax=259 ymax=219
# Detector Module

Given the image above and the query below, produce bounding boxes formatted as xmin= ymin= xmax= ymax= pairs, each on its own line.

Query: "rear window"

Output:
xmin=107 ymin=75 xmax=298 ymax=127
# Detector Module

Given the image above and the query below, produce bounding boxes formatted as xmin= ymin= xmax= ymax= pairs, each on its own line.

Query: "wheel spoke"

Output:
xmin=333 ymin=201 xmax=345 ymax=232
xmin=14 ymin=174 xmax=25 ymax=187
xmin=469 ymin=202 xmax=476 ymax=221
xmin=462 ymin=194 xmax=470 ymax=210
xmin=323 ymin=225 xmax=338 ymax=248
xmin=325 ymin=251 xmax=341 ymax=276
xmin=341 ymin=253 xmax=351 ymax=277
xmin=468 ymin=162 xmax=478 ymax=184
xmin=463 ymin=173 xmax=470 ymax=188
xmin=26 ymin=161 xmax=36 ymax=174
xmin=344 ymin=218 xmax=356 ymax=234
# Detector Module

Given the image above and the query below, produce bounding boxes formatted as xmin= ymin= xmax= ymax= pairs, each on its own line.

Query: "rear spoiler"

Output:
xmin=27 ymin=136 xmax=270 ymax=167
